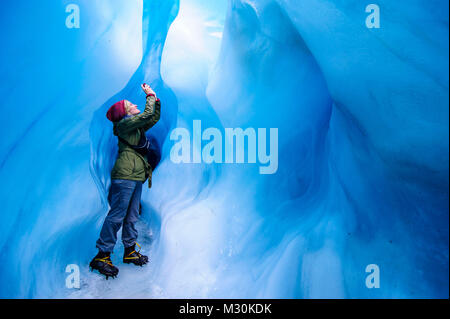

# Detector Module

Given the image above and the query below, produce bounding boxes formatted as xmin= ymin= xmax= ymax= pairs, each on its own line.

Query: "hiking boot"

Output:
xmin=89 ymin=251 xmax=119 ymax=279
xmin=123 ymin=243 xmax=149 ymax=266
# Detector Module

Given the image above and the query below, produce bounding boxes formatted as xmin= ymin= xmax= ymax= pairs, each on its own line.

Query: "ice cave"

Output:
xmin=0 ymin=0 xmax=448 ymax=298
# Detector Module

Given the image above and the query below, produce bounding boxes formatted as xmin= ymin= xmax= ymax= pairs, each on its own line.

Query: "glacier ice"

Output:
xmin=0 ymin=0 xmax=448 ymax=298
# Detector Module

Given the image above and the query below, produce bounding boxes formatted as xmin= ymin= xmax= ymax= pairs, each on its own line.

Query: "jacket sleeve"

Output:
xmin=142 ymin=99 xmax=161 ymax=132
xmin=115 ymin=95 xmax=161 ymax=135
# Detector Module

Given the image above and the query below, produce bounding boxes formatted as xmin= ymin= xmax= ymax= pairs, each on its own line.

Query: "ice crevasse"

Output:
xmin=0 ymin=0 xmax=447 ymax=298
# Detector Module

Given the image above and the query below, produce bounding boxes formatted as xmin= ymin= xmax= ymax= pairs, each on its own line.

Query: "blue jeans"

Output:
xmin=96 ymin=179 xmax=143 ymax=252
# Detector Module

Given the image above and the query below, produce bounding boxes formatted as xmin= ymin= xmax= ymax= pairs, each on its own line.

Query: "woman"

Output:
xmin=89 ymin=83 xmax=161 ymax=279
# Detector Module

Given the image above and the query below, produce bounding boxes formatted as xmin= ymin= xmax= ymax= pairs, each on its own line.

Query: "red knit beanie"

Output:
xmin=106 ymin=100 xmax=127 ymax=122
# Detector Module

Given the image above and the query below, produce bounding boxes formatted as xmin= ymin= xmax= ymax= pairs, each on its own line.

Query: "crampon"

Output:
xmin=89 ymin=254 xmax=119 ymax=279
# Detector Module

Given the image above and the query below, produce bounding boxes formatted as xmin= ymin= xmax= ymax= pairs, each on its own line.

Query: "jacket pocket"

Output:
xmin=131 ymin=156 xmax=138 ymax=174
xmin=112 ymin=152 xmax=133 ymax=176
xmin=134 ymin=155 xmax=146 ymax=176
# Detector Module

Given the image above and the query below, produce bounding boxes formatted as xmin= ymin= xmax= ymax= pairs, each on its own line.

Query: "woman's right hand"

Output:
xmin=141 ymin=83 xmax=156 ymax=97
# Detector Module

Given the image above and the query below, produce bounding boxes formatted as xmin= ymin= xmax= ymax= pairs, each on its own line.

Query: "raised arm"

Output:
xmin=116 ymin=85 xmax=160 ymax=135
xmin=142 ymin=98 xmax=161 ymax=132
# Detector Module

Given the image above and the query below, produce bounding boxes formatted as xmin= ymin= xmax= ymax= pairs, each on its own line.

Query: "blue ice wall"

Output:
xmin=0 ymin=0 xmax=448 ymax=298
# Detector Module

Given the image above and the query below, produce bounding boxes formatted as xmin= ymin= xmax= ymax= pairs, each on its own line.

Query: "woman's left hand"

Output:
xmin=141 ymin=83 xmax=156 ymax=98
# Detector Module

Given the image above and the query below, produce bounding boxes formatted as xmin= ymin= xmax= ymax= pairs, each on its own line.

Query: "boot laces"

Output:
xmin=95 ymin=255 xmax=113 ymax=267
xmin=124 ymin=242 xmax=143 ymax=260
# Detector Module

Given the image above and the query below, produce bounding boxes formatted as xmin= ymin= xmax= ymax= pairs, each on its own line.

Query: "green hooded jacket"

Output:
xmin=110 ymin=95 xmax=161 ymax=188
